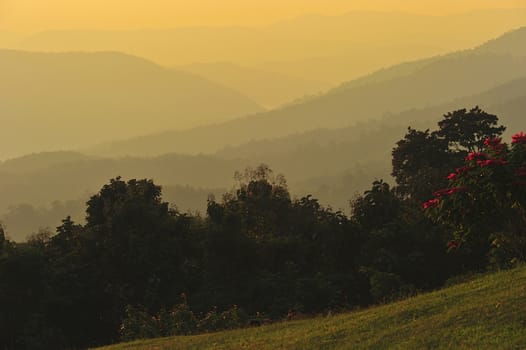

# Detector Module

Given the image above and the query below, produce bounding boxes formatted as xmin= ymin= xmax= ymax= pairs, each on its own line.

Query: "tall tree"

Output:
xmin=392 ymin=107 xmax=506 ymax=202
xmin=392 ymin=128 xmax=455 ymax=201
xmin=436 ymin=106 xmax=506 ymax=152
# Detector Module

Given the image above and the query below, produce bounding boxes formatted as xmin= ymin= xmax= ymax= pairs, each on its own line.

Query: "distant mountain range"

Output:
xmin=91 ymin=27 xmax=526 ymax=158
xmin=2 ymin=26 xmax=526 ymax=241
xmin=4 ymin=9 xmax=526 ymax=84
xmin=175 ymin=62 xmax=331 ymax=109
xmin=0 ymin=50 xmax=263 ymax=159
xmin=2 ymin=73 xmax=525 ymax=241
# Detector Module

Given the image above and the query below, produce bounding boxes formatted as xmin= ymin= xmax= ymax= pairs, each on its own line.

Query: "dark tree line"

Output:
xmin=0 ymin=107 xmax=515 ymax=349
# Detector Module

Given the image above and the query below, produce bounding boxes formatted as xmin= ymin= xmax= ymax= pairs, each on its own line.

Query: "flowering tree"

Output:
xmin=392 ymin=107 xmax=506 ymax=202
xmin=424 ymin=132 xmax=526 ymax=266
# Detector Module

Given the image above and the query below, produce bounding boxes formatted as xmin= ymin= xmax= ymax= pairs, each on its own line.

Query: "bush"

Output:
xmin=161 ymin=295 xmax=198 ymax=336
xmin=121 ymin=301 xmax=250 ymax=340
xmin=119 ymin=305 xmax=159 ymax=342
xmin=219 ymin=305 xmax=248 ymax=330
xmin=364 ymin=269 xmax=415 ymax=303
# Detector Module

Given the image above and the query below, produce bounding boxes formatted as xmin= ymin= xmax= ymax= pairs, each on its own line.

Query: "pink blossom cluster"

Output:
xmin=484 ymin=137 xmax=507 ymax=156
xmin=423 ymin=198 xmax=439 ymax=209
xmin=477 ymin=159 xmax=507 ymax=167
xmin=466 ymin=138 xmax=507 ymax=168
xmin=433 ymin=188 xmax=466 ymax=197
xmin=422 ymin=187 xmax=466 ymax=209
xmin=512 ymin=132 xmax=526 ymax=144
xmin=465 ymin=152 xmax=487 ymax=161
xmin=447 ymin=166 xmax=474 ymax=180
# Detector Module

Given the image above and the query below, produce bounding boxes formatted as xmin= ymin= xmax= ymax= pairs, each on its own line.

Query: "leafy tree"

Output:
xmin=392 ymin=128 xmax=455 ymax=201
xmin=26 ymin=227 xmax=52 ymax=249
xmin=0 ymin=242 xmax=60 ymax=350
xmin=202 ymin=165 xmax=290 ymax=310
xmin=351 ymin=180 xmax=454 ymax=295
xmin=203 ymin=165 xmax=369 ymax=314
xmin=83 ymin=178 xmax=199 ymax=338
xmin=436 ymin=106 xmax=506 ymax=152
xmin=351 ymin=180 xmax=401 ymax=230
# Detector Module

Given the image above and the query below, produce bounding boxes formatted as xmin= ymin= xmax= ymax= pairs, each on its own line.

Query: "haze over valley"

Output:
xmin=1 ymin=23 xmax=526 ymax=241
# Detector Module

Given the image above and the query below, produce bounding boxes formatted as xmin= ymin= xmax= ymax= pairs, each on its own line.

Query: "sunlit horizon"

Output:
xmin=1 ymin=0 xmax=525 ymax=32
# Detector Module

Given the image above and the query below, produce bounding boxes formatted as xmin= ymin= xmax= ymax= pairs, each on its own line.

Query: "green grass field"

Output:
xmin=95 ymin=266 xmax=526 ymax=350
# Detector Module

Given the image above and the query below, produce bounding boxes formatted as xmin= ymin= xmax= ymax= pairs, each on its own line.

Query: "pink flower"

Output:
xmin=423 ymin=198 xmax=439 ymax=209
xmin=447 ymin=240 xmax=459 ymax=250
xmin=512 ymin=132 xmax=526 ymax=144
xmin=446 ymin=187 xmax=466 ymax=195
xmin=447 ymin=173 xmax=457 ymax=180
xmin=466 ymin=152 xmax=487 ymax=161
xmin=484 ymin=137 xmax=502 ymax=147
xmin=477 ymin=159 xmax=507 ymax=167
xmin=433 ymin=189 xmax=450 ymax=198
xmin=433 ymin=188 xmax=466 ymax=198
xmin=484 ymin=137 xmax=506 ymax=155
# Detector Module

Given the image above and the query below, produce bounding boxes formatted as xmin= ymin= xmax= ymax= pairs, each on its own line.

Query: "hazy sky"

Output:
xmin=1 ymin=0 xmax=525 ymax=31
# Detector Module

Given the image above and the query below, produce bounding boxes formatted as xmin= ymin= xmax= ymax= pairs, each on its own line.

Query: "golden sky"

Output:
xmin=1 ymin=0 xmax=525 ymax=32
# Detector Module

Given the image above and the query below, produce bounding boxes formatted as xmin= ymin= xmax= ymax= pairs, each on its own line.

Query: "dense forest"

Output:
xmin=1 ymin=108 xmax=524 ymax=349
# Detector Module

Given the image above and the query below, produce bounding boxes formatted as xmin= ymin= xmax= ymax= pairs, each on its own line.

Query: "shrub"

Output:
xmin=219 ymin=305 xmax=248 ymax=330
xmin=119 ymin=305 xmax=159 ymax=342
xmin=364 ymin=269 xmax=415 ymax=303
xmin=163 ymin=295 xmax=198 ymax=336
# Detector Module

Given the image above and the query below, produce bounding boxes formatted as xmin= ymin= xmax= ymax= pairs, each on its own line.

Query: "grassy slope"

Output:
xmin=96 ymin=266 xmax=526 ymax=350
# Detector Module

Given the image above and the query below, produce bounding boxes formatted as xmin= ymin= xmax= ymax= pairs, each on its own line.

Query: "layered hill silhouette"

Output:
xmin=7 ymin=9 xmax=526 ymax=84
xmin=3 ymin=27 xmax=526 ymax=241
xmin=92 ymin=27 xmax=526 ymax=158
xmin=0 ymin=50 xmax=263 ymax=159
xmin=176 ymin=62 xmax=331 ymax=108
xmin=215 ymin=77 xmax=526 ymax=206
xmin=3 ymin=76 xmax=526 ymax=241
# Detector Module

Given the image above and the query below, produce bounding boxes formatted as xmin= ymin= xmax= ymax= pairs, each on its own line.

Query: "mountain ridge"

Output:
xmin=0 ymin=49 xmax=264 ymax=159
xmin=90 ymin=26 xmax=526 ymax=158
